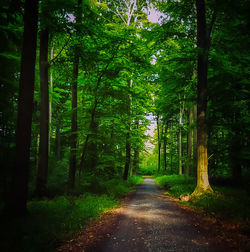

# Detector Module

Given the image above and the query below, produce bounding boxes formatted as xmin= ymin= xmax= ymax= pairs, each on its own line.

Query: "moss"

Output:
xmin=191 ymin=185 xmax=214 ymax=197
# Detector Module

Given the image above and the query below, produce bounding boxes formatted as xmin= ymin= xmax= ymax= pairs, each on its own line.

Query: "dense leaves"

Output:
xmin=0 ymin=0 xmax=250 ymax=250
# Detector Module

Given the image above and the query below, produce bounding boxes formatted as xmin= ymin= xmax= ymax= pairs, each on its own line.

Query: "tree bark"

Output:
xmin=68 ymin=54 xmax=79 ymax=190
xmin=170 ymin=121 xmax=173 ymax=173
xmin=55 ymin=121 xmax=61 ymax=160
xmin=133 ymin=148 xmax=139 ymax=174
xmin=193 ymin=104 xmax=197 ymax=177
xmin=186 ymin=108 xmax=193 ymax=176
xmin=48 ymin=45 xmax=54 ymax=154
xmin=123 ymin=80 xmax=131 ymax=180
xmin=157 ymin=115 xmax=161 ymax=174
xmin=68 ymin=0 xmax=82 ymax=190
xmin=5 ymin=0 xmax=38 ymax=215
xmin=192 ymin=0 xmax=213 ymax=196
xmin=132 ymin=119 xmax=139 ymax=175
xmin=178 ymin=107 xmax=183 ymax=175
xmin=36 ymin=28 xmax=49 ymax=197
xmin=230 ymin=110 xmax=242 ymax=184
xmin=163 ymin=122 xmax=167 ymax=172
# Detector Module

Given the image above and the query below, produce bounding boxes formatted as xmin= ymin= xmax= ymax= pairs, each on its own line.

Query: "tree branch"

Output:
xmin=206 ymin=10 xmax=216 ymax=50
xmin=48 ymin=33 xmax=72 ymax=65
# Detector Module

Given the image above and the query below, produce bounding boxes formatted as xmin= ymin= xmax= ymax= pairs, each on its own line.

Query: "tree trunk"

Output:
xmin=133 ymin=148 xmax=139 ymax=174
xmin=178 ymin=108 xmax=183 ymax=175
xmin=36 ymin=28 xmax=49 ymax=197
xmin=68 ymin=54 xmax=79 ymax=190
xmin=132 ymin=119 xmax=139 ymax=175
xmin=230 ymin=110 xmax=242 ymax=184
xmin=163 ymin=122 xmax=167 ymax=172
xmin=48 ymin=45 xmax=53 ymax=154
xmin=124 ymin=132 xmax=131 ymax=180
xmin=178 ymin=127 xmax=182 ymax=175
xmin=192 ymin=0 xmax=213 ymax=196
xmin=186 ymin=108 xmax=193 ymax=176
xmin=170 ymin=122 xmax=173 ymax=173
xmin=157 ymin=115 xmax=161 ymax=174
xmin=55 ymin=121 xmax=61 ymax=160
xmin=68 ymin=0 xmax=82 ymax=190
xmin=5 ymin=0 xmax=38 ymax=215
xmin=123 ymin=80 xmax=131 ymax=180
xmin=193 ymin=104 xmax=197 ymax=177
xmin=89 ymin=120 xmax=98 ymax=171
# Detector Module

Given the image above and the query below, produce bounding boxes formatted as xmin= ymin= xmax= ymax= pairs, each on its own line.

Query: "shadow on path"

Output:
xmin=86 ymin=178 xmax=228 ymax=252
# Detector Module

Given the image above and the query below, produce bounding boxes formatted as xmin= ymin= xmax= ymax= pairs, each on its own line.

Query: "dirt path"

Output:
xmin=58 ymin=178 xmax=230 ymax=252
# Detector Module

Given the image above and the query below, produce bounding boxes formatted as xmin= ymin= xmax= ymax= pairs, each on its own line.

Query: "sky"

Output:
xmin=146 ymin=7 xmax=165 ymax=23
xmin=145 ymin=114 xmax=157 ymax=137
xmin=144 ymin=113 xmax=157 ymax=152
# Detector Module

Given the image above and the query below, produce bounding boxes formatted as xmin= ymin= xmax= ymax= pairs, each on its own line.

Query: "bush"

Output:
xmin=155 ymin=175 xmax=196 ymax=196
xmin=1 ymin=195 xmax=117 ymax=252
xmin=154 ymin=175 xmax=250 ymax=221
xmin=1 ymin=175 xmax=143 ymax=252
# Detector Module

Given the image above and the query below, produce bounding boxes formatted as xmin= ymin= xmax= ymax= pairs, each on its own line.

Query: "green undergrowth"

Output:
xmin=154 ymin=175 xmax=250 ymax=221
xmin=0 ymin=175 xmax=143 ymax=252
xmin=155 ymin=175 xmax=196 ymax=196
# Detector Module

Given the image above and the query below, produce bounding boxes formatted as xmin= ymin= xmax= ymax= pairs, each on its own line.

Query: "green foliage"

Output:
xmin=139 ymin=153 xmax=158 ymax=175
xmin=80 ymin=175 xmax=143 ymax=198
xmin=190 ymin=190 xmax=250 ymax=221
xmin=1 ymin=176 xmax=142 ymax=251
xmin=155 ymin=175 xmax=196 ymax=196
xmin=1 ymin=0 xmax=250 ymax=249
xmin=155 ymin=175 xmax=250 ymax=221
xmin=1 ymin=194 xmax=116 ymax=251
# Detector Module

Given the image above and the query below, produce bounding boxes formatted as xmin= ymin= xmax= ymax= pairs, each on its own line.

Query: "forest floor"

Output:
xmin=57 ymin=177 xmax=249 ymax=252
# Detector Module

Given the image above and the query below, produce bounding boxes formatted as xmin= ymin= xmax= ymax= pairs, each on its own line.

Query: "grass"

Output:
xmin=154 ymin=174 xmax=250 ymax=221
xmin=0 ymin=175 xmax=143 ymax=252
xmin=155 ymin=175 xmax=196 ymax=196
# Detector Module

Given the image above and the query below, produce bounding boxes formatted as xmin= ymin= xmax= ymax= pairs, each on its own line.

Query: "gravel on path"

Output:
xmin=88 ymin=177 xmax=228 ymax=252
xmin=58 ymin=177 xmax=230 ymax=252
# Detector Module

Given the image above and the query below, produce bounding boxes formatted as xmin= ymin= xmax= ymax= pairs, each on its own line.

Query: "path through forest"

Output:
xmin=59 ymin=178 xmax=229 ymax=251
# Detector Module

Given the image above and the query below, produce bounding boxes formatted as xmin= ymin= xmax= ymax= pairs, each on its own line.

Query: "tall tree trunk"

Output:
xmin=132 ymin=119 xmax=139 ymax=175
xmin=157 ymin=115 xmax=161 ymax=174
xmin=193 ymin=104 xmax=197 ymax=177
xmin=123 ymin=80 xmax=131 ymax=180
xmin=186 ymin=108 xmax=193 ymax=176
xmin=163 ymin=122 xmax=167 ymax=172
xmin=55 ymin=121 xmax=61 ymax=160
xmin=178 ymin=108 xmax=183 ymax=175
xmin=48 ymin=45 xmax=53 ymax=154
xmin=178 ymin=127 xmax=182 ymax=175
xmin=230 ymin=110 xmax=242 ymax=184
xmin=133 ymin=148 xmax=139 ymax=174
xmin=5 ymin=0 xmax=38 ymax=215
xmin=192 ymin=0 xmax=213 ymax=196
xmin=68 ymin=54 xmax=79 ymax=190
xmin=68 ymin=0 xmax=82 ymax=190
xmin=78 ymin=61 xmax=112 ymax=178
xmin=89 ymin=120 xmax=98 ymax=171
xmin=36 ymin=28 xmax=49 ymax=197
xmin=124 ymin=132 xmax=131 ymax=180
xmin=170 ymin=121 xmax=173 ymax=173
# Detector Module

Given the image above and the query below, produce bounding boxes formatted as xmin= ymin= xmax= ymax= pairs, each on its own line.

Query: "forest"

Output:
xmin=0 ymin=0 xmax=250 ymax=251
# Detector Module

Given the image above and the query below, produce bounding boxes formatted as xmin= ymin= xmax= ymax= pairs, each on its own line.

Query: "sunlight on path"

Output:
xmin=91 ymin=178 xmax=226 ymax=252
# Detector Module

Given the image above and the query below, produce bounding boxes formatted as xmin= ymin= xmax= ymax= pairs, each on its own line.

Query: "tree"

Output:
xmin=186 ymin=107 xmax=193 ymax=176
xmin=193 ymin=104 xmax=197 ymax=177
xmin=68 ymin=0 xmax=82 ymax=190
xmin=123 ymin=80 xmax=131 ymax=180
xmin=163 ymin=122 xmax=167 ymax=172
xmin=156 ymin=115 xmax=161 ymax=173
xmin=36 ymin=15 xmax=49 ymax=197
xmin=5 ymin=0 xmax=38 ymax=215
xmin=192 ymin=0 xmax=215 ymax=196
